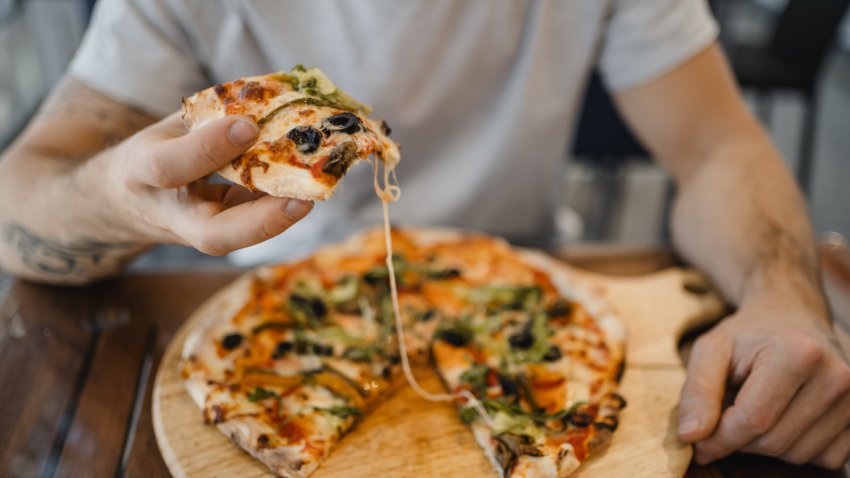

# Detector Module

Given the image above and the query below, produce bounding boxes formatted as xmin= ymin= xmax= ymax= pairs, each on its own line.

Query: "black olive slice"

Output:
xmin=567 ymin=411 xmax=594 ymax=428
xmin=222 ymin=333 xmax=244 ymax=350
xmin=286 ymin=125 xmax=323 ymax=154
xmin=272 ymin=341 xmax=293 ymax=358
xmin=508 ymin=329 xmax=534 ymax=350
xmin=438 ymin=329 xmax=470 ymax=347
xmin=498 ymin=373 xmax=519 ymax=398
xmin=324 ymin=112 xmax=362 ymax=134
xmin=542 ymin=345 xmax=562 ymax=362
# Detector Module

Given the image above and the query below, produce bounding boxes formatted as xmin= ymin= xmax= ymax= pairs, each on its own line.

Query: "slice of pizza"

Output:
xmin=180 ymin=230 xmax=437 ymax=477
xmin=181 ymin=65 xmax=399 ymax=201
xmin=416 ymin=236 xmax=628 ymax=477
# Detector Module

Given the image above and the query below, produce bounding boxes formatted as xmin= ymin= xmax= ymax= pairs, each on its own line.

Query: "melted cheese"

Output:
xmin=373 ymin=160 xmax=493 ymax=428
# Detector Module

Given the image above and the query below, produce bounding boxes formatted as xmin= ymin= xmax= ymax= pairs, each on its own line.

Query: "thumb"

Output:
xmin=139 ymin=114 xmax=259 ymax=189
xmin=678 ymin=333 xmax=732 ymax=442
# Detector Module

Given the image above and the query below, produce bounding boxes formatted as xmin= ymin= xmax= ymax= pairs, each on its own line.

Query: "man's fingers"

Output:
xmin=220 ymin=185 xmax=267 ymax=208
xmin=744 ymin=360 xmax=850 ymax=458
xmin=138 ymin=115 xmax=258 ymax=189
xmin=775 ymin=387 xmax=850 ymax=465
xmin=695 ymin=343 xmax=819 ymax=464
xmin=812 ymin=428 xmax=850 ymax=470
xmin=678 ymin=333 xmax=732 ymax=442
xmin=187 ymin=196 xmax=313 ymax=256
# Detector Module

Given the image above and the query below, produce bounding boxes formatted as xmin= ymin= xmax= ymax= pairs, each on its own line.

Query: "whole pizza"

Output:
xmin=181 ymin=227 xmax=627 ymax=478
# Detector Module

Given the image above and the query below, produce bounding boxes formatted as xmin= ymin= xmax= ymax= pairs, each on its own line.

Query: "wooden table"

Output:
xmin=1 ymin=245 xmax=848 ymax=478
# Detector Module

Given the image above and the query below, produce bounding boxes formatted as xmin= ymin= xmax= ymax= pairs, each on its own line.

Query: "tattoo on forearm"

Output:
xmin=1 ymin=222 xmax=137 ymax=278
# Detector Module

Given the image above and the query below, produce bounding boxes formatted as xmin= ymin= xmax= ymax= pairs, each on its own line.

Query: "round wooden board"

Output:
xmin=153 ymin=264 xmax=724 ymax=478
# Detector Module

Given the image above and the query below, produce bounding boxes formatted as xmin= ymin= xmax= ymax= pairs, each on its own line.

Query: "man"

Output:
xmin=0 ymin=0 xmax=848 ymax=469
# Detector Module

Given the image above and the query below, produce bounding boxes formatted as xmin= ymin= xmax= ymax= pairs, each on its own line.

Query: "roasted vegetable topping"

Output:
xmin=342 ymin=345 xmax=382 ymax=363
xmin=546 ymin=298 xmax=572 ymax=318
xmin=470 ymin=285 xmax=543 ymax=311
xmin=247 ymin=386 xmax=278 ymax=402
xmin=459 ymin=363 xmax=490 ymax=395
xmin=322 ymin=141 xmax=358 ymax=179
xmin=315 ymin=405 xmax=362 ymax=420
xmin=495 ymin=433 xmax=543 ymax=457
xmin=595 ymin=415 xmax=619 ymax=431
xmin=287 ymin=125 xmax=323 ymax=154
xmin=288 ymin=293 xmax=327 ymax=327
xmin=251 ymin=321 xmax=289 ymax=334
xmin=418 ymin=309 xmax=439 ymax=322
xmin=542 ymin=345 xmax=562 ymax=362
xmin=607 ymin=392 xmax=628 ymax=410
xmin=222 ymin=333 xmax=244 ymax=350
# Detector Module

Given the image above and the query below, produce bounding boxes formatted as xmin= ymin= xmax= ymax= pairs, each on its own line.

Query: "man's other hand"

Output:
xmin=678 ymin=297 xmax=850 ymax=469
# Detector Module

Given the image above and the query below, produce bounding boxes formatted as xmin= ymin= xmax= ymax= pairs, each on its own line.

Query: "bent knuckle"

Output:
xmin=753 ymin=436 xmax=792 ymax=457
xmin=693 ymin=333 xmax=722 ymax=352
xmin=680 ymin=377 xmax=713 ymax=400
xmin=780 ymin=449 xmax=812 ymax=466
xmin=815 ymin=455 xmax=844 ymax=470
xmin=146 ymin=151 xmax=179 ymax=188
xmin=192 ymin=231 xmax=226 ymax=257
xmin=696 ymin=441 xmax=726 ymax=460
xmin=744 ymin=410 xmax=774 ymax=435
xmin=830 ymin=363 xmax=850 ymax=395
xmin=254 ymin=220 xmax=276 ymax=244
xmin=788 ymin=338 xmax=824 ymax=372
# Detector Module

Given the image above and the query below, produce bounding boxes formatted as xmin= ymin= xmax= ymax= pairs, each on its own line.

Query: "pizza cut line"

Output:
xmin=180 ymin=228 xmax=627 ymax=478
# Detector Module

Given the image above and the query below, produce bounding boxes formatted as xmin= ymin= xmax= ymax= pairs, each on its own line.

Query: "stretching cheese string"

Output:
xmin=372 ymin=158 xmax=494 ymax=428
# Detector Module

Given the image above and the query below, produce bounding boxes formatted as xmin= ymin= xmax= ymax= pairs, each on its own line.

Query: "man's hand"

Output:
xmin=678 ymin=296 xmax=850 ymax=469
xmin=0 ymin=77 xmax=313 ymax=284
xmin=103 ymin=113 xmax=313 ymax=255
xmin=613 ymin=43 xmax=848 ymax=469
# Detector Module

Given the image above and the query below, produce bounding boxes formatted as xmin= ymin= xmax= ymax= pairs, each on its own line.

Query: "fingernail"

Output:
xmin=284 ymin=199 xmax=312 ymax=220
xmin=679 ymin=415 xmax=701 ymax=436
xmin=228 ymin=119 xmax=259 ymax=146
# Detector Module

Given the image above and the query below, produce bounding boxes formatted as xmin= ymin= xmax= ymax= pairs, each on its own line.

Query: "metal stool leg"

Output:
xmin=797 ymin=92 xmax=818 ymax=196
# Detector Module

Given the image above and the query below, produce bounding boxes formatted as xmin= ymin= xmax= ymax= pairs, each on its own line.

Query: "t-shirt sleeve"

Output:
xmin=598 ymin=0 xmax=719 ymax=92
xmin=68 ymin=0 xmax=207 ymax=118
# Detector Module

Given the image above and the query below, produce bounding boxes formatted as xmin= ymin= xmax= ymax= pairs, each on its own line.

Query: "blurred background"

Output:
xmin=0 ymin=0 xmax=848 ymax=266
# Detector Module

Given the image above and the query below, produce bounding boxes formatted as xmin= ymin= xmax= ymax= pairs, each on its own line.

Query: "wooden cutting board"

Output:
xmin=153 ymin=265 xmax=724 ymax=477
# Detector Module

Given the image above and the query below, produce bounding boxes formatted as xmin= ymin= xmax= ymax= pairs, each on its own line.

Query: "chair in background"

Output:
xmin=569 ymin=71 xmax=665 ymax=241
xmin=723 ymin=0 xmax=850 ymax=195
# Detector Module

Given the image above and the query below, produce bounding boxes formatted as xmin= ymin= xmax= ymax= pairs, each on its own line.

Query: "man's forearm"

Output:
xmin=0 ymin=149 xmax=151 ymax=284
xmin=670 ymin=136 xmax=827 ymax=317
xmin=0 ymin=77 xmax=155 ymax=284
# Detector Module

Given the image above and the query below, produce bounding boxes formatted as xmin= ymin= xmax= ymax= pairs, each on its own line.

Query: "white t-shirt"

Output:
xmin=69 ymin=0 xmax=717 ymax=264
